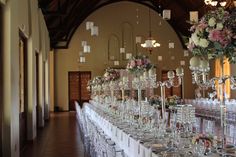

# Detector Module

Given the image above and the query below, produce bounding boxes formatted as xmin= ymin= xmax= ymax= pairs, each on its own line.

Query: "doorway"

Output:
xmin=19 ymin=31 xmax=28 ymax=152
xmin=68 ymin=71 xmax=91 ymax=110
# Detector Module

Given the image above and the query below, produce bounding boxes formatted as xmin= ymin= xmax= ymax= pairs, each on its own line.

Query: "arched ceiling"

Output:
xmin=38 ymin=0 xmax=234 ymax=49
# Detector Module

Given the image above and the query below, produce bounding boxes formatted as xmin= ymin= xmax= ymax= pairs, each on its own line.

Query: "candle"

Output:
xmin=145 ymin=97 xmax=148 ymax=102
xmin=143 ymin=71 xmax=148 ymax=78
xmin=167 ymin=70 xmax=175 ymax=79
xmin=148 ymin=68 xmax=153 ymax=76
xmin=202 ymin=73 xmax=207 ymax=83
xmin=176 ymin=67 xmax=184 ymax=76
xmin=140 ymin=76 xmax=143 ymax=81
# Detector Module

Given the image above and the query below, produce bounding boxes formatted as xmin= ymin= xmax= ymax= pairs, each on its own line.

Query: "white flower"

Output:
xmin=191 ymin=33 xmax=200 ymax=46
xmin=216 ymin=23 xmax=223 ymax=30
xmin=208 ymin=17 xmax=216 ymax=27
xmin=199 ymin=38 xmax=209 ymax=48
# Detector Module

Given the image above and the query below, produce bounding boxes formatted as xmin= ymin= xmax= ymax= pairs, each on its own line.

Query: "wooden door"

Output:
xmin=69 ymin=72 xmax=80 ymax=111
xmin=161 ymin=70 xmax=182 ymax=98
xmin=19 ymin=32 xmax=28 ymax=151
xmin=68 ymin=71 xmax=91 ymax=110
xmin=79 ymin=72 xmax=91 ymax=104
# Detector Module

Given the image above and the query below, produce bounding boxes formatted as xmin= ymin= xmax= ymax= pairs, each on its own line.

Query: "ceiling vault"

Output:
xmin=38 ymin=0 xmax=232 ymax=49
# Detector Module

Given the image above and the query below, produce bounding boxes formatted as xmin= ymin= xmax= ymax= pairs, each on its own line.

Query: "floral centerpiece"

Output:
xmin=187 ymin=8 xmax=236 ymax=63
xmin=165 ymin=95 xmax=181 ymax=106
xmin=126 ymin=55 xmax=153 ymax=75
xmin=103 ymin=68 xmax=120 ymax=82
xmin=149 ymin=95 xmax=161 ymax=106
xmin=92 ymin=76 xmax=104 ymax=85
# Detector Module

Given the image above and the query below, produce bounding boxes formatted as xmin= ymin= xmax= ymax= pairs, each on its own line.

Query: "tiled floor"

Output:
xmin=21 ymin=112 xmax=86 ymax=157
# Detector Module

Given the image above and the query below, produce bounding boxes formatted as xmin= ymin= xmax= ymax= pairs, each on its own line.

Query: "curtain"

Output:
xmin=215 ymin=58 xmax=231 ymax=99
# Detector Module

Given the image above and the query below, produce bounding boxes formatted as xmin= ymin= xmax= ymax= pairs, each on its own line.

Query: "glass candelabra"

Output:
xmin=109 ymin=80 xmax=119 ymax=103
xmin=132 ymin=74 xmax=148 ymax=125
xmin=154 ymin=68 xmax=184 ymax=123
xmin=119 ymin=77 xmax=129 ymax=102
xmin=189 ymin=56 xmax=236 ymax=152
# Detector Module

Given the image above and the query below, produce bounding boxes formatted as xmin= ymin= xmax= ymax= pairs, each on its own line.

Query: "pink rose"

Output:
xmin=136 ymin=59 xmax=142 ymax=66
xmin=197 ymin=23 xmax=208 ymax=31
xmin=130 ymin=60 xmax=136 ymax=67
xmin=208 ymin=29 xmax=222 ymax=42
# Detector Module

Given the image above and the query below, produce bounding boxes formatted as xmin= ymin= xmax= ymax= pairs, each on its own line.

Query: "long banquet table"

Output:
xmin=80 ymin=101 xmax=222 ymax=157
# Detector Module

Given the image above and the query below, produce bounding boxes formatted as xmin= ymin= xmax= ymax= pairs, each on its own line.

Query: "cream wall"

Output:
xmin=55 ymin=2 xmax=195 ymax=111
xmin=49 ymin=50 xmax=55 ymax=112
xmin=1 ymin=0 xmax=51 ymax=156
xmin=2 ymin=0 xmax=19 ymax=156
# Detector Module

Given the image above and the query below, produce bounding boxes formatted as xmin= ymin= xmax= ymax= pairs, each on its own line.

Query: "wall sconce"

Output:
xmin=168 ymin=42 xmax=175 ymax=48
xmin=135 ymin=36 xmax=142 ymax=43
xmin=80 ymin=56 xmax=86 ymax=63
xmin=126 ymin=53 xmax=132 ymax=59
xmin=84 ymin=45 xmax=91 ymax=53
xmin=86 ymin=21 xmax=94 ymax=30
xmin=184 ymin=50 xmax=189 ymax=57
xmin=81 ymin=41 xmax=87 ymax=46
xmin=158 ymin=56 xmax=163 ymax=61
xmin=120 ymin=48 xmax=125 ymax=53
xmin=189 ymin=11 xmax=198 ymax=23
xmin=114 ymin=61 xmax=119 ymax=66
xmin=163 ymin=10 xmax=171 ymax=20
xmin=180 ymin=60 xmax=185 ymax=66
xmin=91 ymin=26 xmax=99 ymax=36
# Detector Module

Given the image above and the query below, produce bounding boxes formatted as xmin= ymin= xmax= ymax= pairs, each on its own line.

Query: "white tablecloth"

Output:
xmin=84 ymin=102 xmax=157 ymax=157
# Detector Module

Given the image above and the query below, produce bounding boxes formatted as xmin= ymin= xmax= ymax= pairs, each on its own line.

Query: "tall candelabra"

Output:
xmin=109 ymin=81 xmax=119 ymax=103
xmin=154 ymin=67 xmax=184 ymax=123
xmin=132 ymin=74 xmax=148 ymax=125
xmin=189 ymin=56 xmax=236 ymax=151
xmin=119 ymin=77 xmax=129 ymax=102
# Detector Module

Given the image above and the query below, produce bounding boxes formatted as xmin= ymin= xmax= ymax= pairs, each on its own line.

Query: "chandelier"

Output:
xmin=204 ymin=0 xmax=227 ymax=6
xmin=141 ymin=8 xmax=160 ymax=53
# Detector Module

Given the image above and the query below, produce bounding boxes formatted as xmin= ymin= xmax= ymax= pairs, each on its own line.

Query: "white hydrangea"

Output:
xmin=216 ymin=23 xmax=223 ymax=30
xmin=191 ymin=33 xmax=200 ymax=46
xmin=199 ymin=38 xmax=209 ymax=48
xmin=208 ymin=17 xmax=216 ymax=27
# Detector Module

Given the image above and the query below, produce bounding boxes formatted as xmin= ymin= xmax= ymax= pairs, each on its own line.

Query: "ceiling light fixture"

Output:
xmin=204 ymin=0 xmax=228 ymax=7
xmin=141 ymin=8 xmax=160 ymax=54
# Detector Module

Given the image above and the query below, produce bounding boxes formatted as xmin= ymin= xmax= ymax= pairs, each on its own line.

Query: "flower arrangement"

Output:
xmin=149 ymin=95 xmax=161 ymax=106
xmin=92 ymin=76 xmax=104 ymax=85
xmin=165 ymin=95 xmax=181 ymax=106
xmin=192 ymin=134 xmax=214 ymax=148
xmin=187 ymin=8 xmax=236 ymax=63
xmin=126 ymin=55 xmax=153 ymax=75
xmin=103 ymin=68 xmax=120 ymax=82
